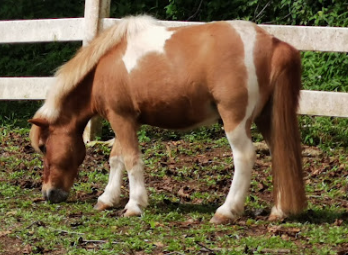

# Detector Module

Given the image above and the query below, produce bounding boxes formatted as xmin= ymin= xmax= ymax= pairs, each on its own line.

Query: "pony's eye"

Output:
xmin=39 ymin=145 xmax=46 ymax=154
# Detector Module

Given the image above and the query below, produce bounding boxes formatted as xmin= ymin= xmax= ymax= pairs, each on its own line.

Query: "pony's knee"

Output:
xmin=109 ymin=156 xmax=124 ymax=169
xmin=231 ymin=141 xmax=256 ymax=173
xmin=123 ymin=154 xmax=142 ymax=171
xmin=226 ymin=127 xmax=255 ymax=164
xmin=233 ymin=143 xmax=255 ymax=163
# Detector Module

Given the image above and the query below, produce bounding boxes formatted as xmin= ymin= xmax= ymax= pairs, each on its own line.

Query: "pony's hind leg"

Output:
xmin=95 ymin=139 xmax=125 ymax=210
xmin=210 ymin=120 xmax=255 ymax=224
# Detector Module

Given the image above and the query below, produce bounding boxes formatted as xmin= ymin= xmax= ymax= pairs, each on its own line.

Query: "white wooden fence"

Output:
xmin=1 ymin=0 xmax=348 ymax=138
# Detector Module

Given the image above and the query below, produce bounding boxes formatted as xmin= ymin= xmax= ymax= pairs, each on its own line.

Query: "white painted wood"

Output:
xmin=0 ymin=18 xmax=84 ymax=43
xmin=0 ymin=77 xmax=54 ymax=100
xmin=0 ymin=17 xmax=347 ymax=51
xmin=1 ymin=78 xmax=348 ymax=118
xmin=299 ymin=90 xmax=348 ymax=117
xmin=83 ymin=0 xmax=100 ymax=46
xmin=83 ymin=0 xmax=111 ymax=142
xmin=260 ymin=25 xmax=348 ymax=52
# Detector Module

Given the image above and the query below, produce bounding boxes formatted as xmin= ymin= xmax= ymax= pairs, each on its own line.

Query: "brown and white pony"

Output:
xmin=29 ymin=15 xmax=306 ymax=224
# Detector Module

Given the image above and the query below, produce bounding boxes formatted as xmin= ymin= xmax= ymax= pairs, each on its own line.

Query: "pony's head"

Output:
xmin=29 ymin=118 xmax=86 ymax=203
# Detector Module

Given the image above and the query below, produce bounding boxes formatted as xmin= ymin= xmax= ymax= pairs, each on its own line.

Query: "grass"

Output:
xmin=1 ymin=112 xmax=348 ymax=254
xmin=0 ymin=100 xmax=348 ymax=254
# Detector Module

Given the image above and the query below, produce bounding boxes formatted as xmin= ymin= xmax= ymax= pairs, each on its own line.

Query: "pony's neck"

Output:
xmin=56 ymin=70 xmax=96 ymax=134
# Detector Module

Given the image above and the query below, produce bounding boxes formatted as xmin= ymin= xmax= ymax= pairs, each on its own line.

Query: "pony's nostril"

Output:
xmin=47 ymin=189 xmax=69 ymax=203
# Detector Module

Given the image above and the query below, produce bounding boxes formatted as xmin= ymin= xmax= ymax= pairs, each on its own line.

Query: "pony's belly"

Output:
xmin=138 ymin=102 xmax=219 ymax=130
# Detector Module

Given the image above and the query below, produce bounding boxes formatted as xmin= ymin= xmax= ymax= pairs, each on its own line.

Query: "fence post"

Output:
xmin=82 ymin=0 xmax=111 ymax=143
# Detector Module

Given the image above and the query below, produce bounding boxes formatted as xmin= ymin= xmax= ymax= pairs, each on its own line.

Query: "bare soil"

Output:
xmin=1 ymin=132 xmax=348 ymax=254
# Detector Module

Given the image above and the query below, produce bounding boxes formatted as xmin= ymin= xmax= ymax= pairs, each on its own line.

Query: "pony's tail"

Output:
xmin=270 ymin=40 xmax=306 ymax=216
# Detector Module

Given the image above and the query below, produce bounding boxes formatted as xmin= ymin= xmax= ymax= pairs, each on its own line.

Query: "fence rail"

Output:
xmin=0 ymin=18 xmax=84 ymax=43
xmin=1 ymin=6 xmax=348 ymax=120
xmin=2 ymin=18 xmax=348 ymax=51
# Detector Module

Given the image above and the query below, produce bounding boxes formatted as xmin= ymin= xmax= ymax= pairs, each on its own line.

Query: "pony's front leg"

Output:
xmin=110 ymin=117 xmax=148 ymax=217
xmin=210 ymin=122 xmax=255 ymax=224
xmin=123 ymin=155 xmax=148 ymax=216
xmin=95 ymin=139 xmax=124 ymax=210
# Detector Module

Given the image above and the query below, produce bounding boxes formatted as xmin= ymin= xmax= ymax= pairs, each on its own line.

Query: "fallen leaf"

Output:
xmin=0 ymin=230 xmax=11 ymax=237
xmin=6 ymin=210 xmax=17 ymax=216
xmin=177 ymin=187 xmax=190 ymax=198
xmin=32 ymin=197 xmax=45 ymax=203
xmin=268 ymin=226 xmax=300 ymax=237
xmin=333 ymin=219 xmax=343 ymax=226
xmin=23 ymin=244 xmax=32 ymax=254
xmin=153 ymin=241 xmax=164 ymax=248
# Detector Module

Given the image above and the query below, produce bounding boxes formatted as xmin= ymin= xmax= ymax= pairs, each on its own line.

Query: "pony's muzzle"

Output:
xmin=43 ymin=188 xmax=69 ymax=203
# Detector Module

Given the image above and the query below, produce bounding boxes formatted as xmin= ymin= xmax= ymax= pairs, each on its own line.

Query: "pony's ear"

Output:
xmin=29 ymin=118 xmax=49 ymax=153
xmin=28 ymin=118 xmax=49 ymax=128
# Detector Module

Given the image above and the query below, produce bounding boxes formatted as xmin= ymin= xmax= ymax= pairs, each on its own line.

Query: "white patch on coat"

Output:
xmin=122 ymin=26 xmax=174 ymax=73
xmin=229 ymin=20 xmax=259 ymax=119
xmin=214 ymin=22 xmax=259 ymax=219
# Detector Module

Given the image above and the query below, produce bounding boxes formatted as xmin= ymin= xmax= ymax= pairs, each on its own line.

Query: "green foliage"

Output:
xmin=0 ymin=101 xmax=41 ymax=128
xmin=302 ymin=52 xmax=348 ymax=92
xmin=0 ymin=0 xmax=84 ymax=19
xmin=277 ymin=0 xmax=348 ymax=26
xmin=162 ymin=0 xmax=348 ymax=25
xmin=300 ymin=116 xmax=348 ymax=150
xmin=110 ymin=0 xmax=168 ymax=18
xmin=0 ymin=42 xmax=80 ymax=77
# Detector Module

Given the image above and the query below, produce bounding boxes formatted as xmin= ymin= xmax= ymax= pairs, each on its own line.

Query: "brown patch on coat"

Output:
xmin=166 ymin=22 xmax=249 ymax=133
xmin=93 ymin=22 xmax=249 ymax=132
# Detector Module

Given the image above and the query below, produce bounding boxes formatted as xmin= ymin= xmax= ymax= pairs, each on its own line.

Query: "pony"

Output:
xmin=29 ymin=15 xmax=306 ymax=224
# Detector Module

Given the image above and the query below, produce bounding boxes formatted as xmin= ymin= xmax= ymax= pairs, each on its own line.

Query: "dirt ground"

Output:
xmin=1 ymin=132 xmax=348 ymax=254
